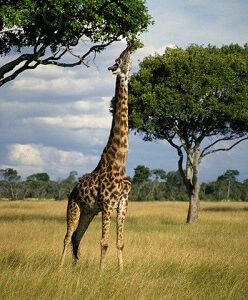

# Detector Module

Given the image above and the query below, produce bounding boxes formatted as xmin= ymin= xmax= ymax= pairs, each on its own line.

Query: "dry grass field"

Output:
xmin=0 ymin=200 xmax=247 ymax=300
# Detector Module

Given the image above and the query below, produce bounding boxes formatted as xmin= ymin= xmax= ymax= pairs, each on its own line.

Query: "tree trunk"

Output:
xmin=186 ymin=148 xmax=200 ymax=224
xmin=227 ymin=180 xmax=231 ymax=199
xmin=186 ymin=190 xmax=200 ymax=223
xmin=10 ymin=184 xmax=15 ymax=200
xmin=176 ymin=144 xmax=201 ymax=223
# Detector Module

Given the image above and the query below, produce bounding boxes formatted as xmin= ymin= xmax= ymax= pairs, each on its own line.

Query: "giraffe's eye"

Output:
xmin=117 ymin=58 xmax=122 ymax=65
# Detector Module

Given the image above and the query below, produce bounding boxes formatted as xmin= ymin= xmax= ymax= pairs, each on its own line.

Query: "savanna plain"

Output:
xmin=0 ymin=200 xmax=247 ymax=300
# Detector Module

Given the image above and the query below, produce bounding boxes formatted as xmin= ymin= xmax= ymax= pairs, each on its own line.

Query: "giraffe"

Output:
xmin=60 ymin=41 xmax=136 ymax=271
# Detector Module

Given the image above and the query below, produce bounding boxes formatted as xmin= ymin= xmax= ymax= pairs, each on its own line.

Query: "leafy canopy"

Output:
xmin=0 ymin=0 xmax=152 ymax=85
xmin=27 ymin=173 xmax=50 ymax=182
xmin=132 ymin=165 xmax=150 ymax=184
xmin=0 ymin=168 xmax=21 ymax=182
xmin=129 ymin=44 xmax=248 ymax=156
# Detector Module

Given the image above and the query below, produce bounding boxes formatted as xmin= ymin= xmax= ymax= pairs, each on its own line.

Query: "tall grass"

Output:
xmin=0 ymin=200 xmax=247 ymax=299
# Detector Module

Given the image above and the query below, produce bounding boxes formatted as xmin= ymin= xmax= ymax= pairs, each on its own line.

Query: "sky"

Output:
xmin=0 ymin=0 xmax=248 ymax=182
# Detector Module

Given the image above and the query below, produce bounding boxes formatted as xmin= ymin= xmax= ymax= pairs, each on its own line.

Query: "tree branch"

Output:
xmin=201 ymin=136 xmax=237 ymax=157
xmin=0 ymin=27 xmax=23 ymax=35
xmin=0 ymin=54 xmax=34 ymax=79
xmin=201 ymin=136 xmax=248 ymax=157
xmin=166 ymin=138 xmax=192 ymax=193
xmin=38 ymin=38 xmax=117 ymax=67
xmin=0 ymin=38 xmax=118 ymax=86
xmin=0 ymin=60 xmax=40 ymax=86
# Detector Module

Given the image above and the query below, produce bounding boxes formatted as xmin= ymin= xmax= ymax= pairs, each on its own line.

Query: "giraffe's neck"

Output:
xmin=97 ymin=73 xmax=129 ymax=171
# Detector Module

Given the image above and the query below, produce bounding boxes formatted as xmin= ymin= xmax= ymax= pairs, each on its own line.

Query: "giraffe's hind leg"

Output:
xmin=60 ymin=200 xmax=80 ymax=267
xmin=71 ymin=211 xmax=95 ymax=263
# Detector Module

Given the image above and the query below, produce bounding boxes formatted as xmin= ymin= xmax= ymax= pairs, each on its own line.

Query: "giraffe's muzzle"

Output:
xmin=108 ymin=63 xmax=118 ymax=72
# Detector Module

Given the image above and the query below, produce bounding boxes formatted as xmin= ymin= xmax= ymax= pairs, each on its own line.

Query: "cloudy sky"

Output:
xmin=1 ymin=0 xmax=248 ymax=182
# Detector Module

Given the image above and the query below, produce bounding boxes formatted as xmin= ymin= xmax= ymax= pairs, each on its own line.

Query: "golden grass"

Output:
xmin=0 ymin=200 xmax=247 ymax=300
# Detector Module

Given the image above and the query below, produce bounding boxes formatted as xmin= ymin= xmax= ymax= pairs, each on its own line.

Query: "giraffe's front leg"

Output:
xmin=116 ymin=196 xmax=128 ymax=272
xmin=116 ymin=180 xmax=131 ymax=271
xmin=100 ymin=201 xmax=115 ymax=271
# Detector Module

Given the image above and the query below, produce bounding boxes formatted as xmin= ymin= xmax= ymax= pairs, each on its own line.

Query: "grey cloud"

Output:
xmin=143 ymin=0 xmax=248 ymax=47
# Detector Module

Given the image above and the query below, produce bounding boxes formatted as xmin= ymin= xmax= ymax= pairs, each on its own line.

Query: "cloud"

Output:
xmin=11 ymin=72 xmax=113 ymax=96
xmin=143 ymin=0 xmax=248 ymax=47
xmin=9 ymin=144 xmax=43 ymax=166
xmin=6 ymin=143 xmax=99 ymax=179
xmin=24 ymin=114 xmax=112 ymax=130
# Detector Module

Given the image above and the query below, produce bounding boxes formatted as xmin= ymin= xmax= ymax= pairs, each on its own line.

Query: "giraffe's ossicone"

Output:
xmin=60 ymin=41 xmax=137 ymax=271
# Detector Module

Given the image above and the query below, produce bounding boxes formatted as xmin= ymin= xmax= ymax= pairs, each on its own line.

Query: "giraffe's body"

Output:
xmin=61 ymin=42 xmax=135 ymax=271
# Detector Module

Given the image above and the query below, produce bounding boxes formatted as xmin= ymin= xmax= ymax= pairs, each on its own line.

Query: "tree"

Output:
xmin=0 ymin=168 xmax=21 ymax=199
xmin=165 ymin=170 xmax=187 ymax=201
xmin=217 ymin=170 xmax=240 ymax=182
xmin=27 ymin=172 xmax=50 ymax=182
xmin=166 ymin=170 xmax=184 ymax=186
xmin=25 ymin=172 xmax=51 ymax=198
xmin=56 ymin=170 xmax=78 ymax=200
xmin=132 ymin=165 xmax=150 ymax=184
xmin=128 ymin=44 xmax=248 ymax=223
xmin=151 ymin=169 xmax=166 ymax=181
xmin=241 ymin=179 xmax=248 ymax=201
xmin=0 ymin=0 xmax=152 ymax=86
xmin=217 ymin=169 xmax=240 ymax=199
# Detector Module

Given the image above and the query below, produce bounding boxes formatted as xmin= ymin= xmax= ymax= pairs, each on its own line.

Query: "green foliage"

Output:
xmin=27 ymin=172 xmax=50 ymax=182
xmin=129 ymin=44 xmax=248 ymax=141
xmin=0 ymin=168 xmax=21 ymax=200
xmin=0 ymin=169 xmax=77 ymax=200
xmin=56 ymin=171 xmax=78 ymax=200
xmin=130 ymin=166 xmax=248 ymax=202
xmin=131 ymin=167 xmax=187 ymax=201
xmin=0 ymin=0 xmax=152 ymax=86
xmin=217 ymin=169 xmax=240 ymax=182
xmin=151 ymin=168 xmax=166 ymax=181
xmin=0 ymin=0 xmax=151 ymax=55
xmin=130 ymin=181 xmax=187 ymax=201
xmin=166 ymin=170 xmax=184 ymax=186
xmin=132 ymin=164 xmax=150 ymax=184
xmin=201 ymin=169 xmax=246 ymax=201
xmin=0 ymin=168 xmax=21 ymax=182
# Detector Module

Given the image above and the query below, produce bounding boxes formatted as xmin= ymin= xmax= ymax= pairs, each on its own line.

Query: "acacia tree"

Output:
xmin=217 ymin=169 xmax=240 ymax=199
xmin=133 ymin=165 xmax=150 ymax=184
xmin=0 ymin=0 xmax=152 ymax=86
xmin=128 ymin=44 xmax=248 ymax=223
xmin=27 ymin=172 xmax=50 ymax=182
xmin=0 ymin=168 xmax=21 ymax=199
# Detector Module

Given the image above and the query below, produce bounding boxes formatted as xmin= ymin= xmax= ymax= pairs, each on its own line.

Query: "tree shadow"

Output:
xmin=0 ymin=213 xmax=65 ymax=223
xmin=201 ymin=206 xmax=248 ymax=212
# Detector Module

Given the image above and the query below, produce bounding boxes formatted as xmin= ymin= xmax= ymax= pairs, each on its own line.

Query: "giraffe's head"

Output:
xmin=108 ymin=41 xmax=137 ymax=76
